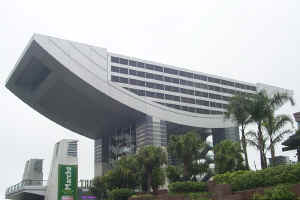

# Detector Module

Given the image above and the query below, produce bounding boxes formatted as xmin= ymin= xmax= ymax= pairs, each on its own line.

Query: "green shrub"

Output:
xmin=251 ymin=184 xmax=296 ymax=200
xmin=130 ymin=194 xmax=154 ymax=200
xmin=214 ymin=163 xmax=300 ymax=191
xmin=168 ymin=181 xmax=207 ymax=193
xmin=108 ymin=188 xmax=135 ymax=200
xmin=188 ymin=192 xmax=211 ymax=200
xmin=166 ymin=165 xmax=182 ymax=183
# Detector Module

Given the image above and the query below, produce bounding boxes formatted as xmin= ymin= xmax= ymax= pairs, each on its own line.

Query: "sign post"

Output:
xmin=58 ymin=165 xmax=78 ymax=200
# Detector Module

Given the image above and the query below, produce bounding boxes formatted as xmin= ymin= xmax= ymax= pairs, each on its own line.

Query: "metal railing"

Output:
xmin=5 ymin=179 xmax=47 ymax=195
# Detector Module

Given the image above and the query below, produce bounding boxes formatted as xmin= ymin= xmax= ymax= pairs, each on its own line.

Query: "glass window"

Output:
xmin=154 ymin=65 xmax=163 ymax=72
xmin=111 ymin=66 xmax=119 ymax=73
xmin=180 ymin=88 xmax=194 ymax=95
xmin=222 ymin=104 xmax=228 ymax=109
xmin=119 ymin=77 xmax=128 ymax=84
xmin=181 ymin=97 xmax=195 ymax=104
xmin=210 ymin=102 xmax=222 ymax=108
xmin=155 ymin=83 xmax=164 ymax=90
xmin=146 ymin=73 xmax=154 ymax=79
xmin=196 ymin=108 xmax=210 ymax=114
xmin=181 ymin=106 xmax=189 ymax=111
xmin=129 ymin=79 xmax=145 ymax=86
xmin=137 ymin=71 xmax=145 ymax=78
xmin=165 ymin=77 xmax=179 ymax=84
xmin=146 ymin=91 xmax=156 ymax=98
xmin=208 ymin=77 xmax=221 ymax=84
xmin=153 ymin=74 xmax=163 ymax=81
xmin=137 ymin=62 xmax=145 ymax=68
xmin=208 ymin=85 xmax=221 ymax=92
xmin=166 ymin=103 xmax=181 ymax=110
xmin=165 ymin=85 xmax=179 ymax=92
xmin=196 ymin=99 xmax=209 ymax=106
xmin=129 ymin=60 xmax=136 ymax=67
xmin=146 ymin=82 xmax=155 ymax=88
xmin=209 ymin=93 xmax=221 ymax=100
xmin=187 ymin=107 xmax=195 ymax=113
xmin=145 ymin=64 xmax=154 ymax=70
xmin=211 ymin=110 xmax=223 ymax=115
xmin=180 ymin=79 xmax=194 ymax=87
xmin=111 ymin=56 xmax=119 ymax=63
xmin=164 ymin=67 xmax=178 ymax=75
xmin=195 ymin=91 xmax=209 ymax=98
xmin=194 ymin=74 xmax=207 ymax=81
xmin=221 ymin=80 xmax=234 ymax=87
xmin=119 ymin=67 xmax=128 ymax=74
xmin=111 ymin=75 xmax=119 ymax=82
xmin=129 ymin=69 xmax=137 ymax=76
xmin=195 ymin=82 xmax=208 ymax=89
xmin=179 ymin=71 xmax=193 ymax=78
xmin=119 ymin=58 xmax=129 ymax=65
xmin=165 ymin=94 xmax=180 ymax=102
xmin=156 ymin=93 xmax=164 ymax=99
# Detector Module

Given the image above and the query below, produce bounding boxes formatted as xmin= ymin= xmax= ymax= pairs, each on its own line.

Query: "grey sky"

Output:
xmin=0 ymin=0 xmax=299 ymax=199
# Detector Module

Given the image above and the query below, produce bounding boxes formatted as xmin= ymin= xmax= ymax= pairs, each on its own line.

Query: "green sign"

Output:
xmin=58 ymin=165 xmax=78 ymax=200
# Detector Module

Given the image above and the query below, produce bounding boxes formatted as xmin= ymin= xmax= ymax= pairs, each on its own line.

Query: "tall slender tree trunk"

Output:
xmin=146 ymin=172 xmax=152 ymax=193
xmin=270 ymin=139 xmax=275 ymax=165
xmin=258 ymin=122 xmax=267 ymax=169
xmin=183 ymin=160 xmax=189 ymax=181
xmin=241 ymin=128 xmax=249 ymax=169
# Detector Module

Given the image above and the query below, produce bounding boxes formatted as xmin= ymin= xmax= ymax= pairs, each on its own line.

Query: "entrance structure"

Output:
xmin=6 ymin=34 xmax=292 ymax=176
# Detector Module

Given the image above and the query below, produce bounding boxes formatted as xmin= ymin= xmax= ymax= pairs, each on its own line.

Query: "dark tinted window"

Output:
xmin=111 ymin=75 xmax=119 ymax=82
xmin=146 ymin=91 xmax=156 ymax=98
xmin=146 ymin=73 xmax=154 ymax=79
xmin=196 ymin=108 xmax=210 ymax=114
xmin=180 ymin=88 xmax=194 ymax=95
xmin=130 ymin=69 xmax=137 ymax=76
xmin=156 ymin=93 xmax=164 ymax=99
xmin=146 ymin=82 xmax=155 ymax=89
xmin=181 ymin=106 xmax=189 ymax=111
xmin=181 ymin=97 xmax=195 ymax=104
xmin=210 ymin=102 xmax=222 ymax=108
xmin=194 ymin=74 xmax=207 ymax=81
xmin=196 ymin=99 xmax=209 ymax=106
xmin=187 ymin=107 xmax=195 ymax=113
xmin=208 ymin=85 xmax=221 ymax=92
xmin=145 ymin=64 xmax=154 ymax=70
xmin=211 ymin=110 xmax=223 ymax=115
xmin=165 ymin=77 xmax=179 ymax=84
xmin=111 ymin=56 xmax=119 ymax=63
xmin=209 ymin=93 xmax=221 ymax=100
xmin=223 ymin=104 xmax=228 ymax=109
xmin=119 ymin=77 xmax=128 ymax=84
xmin=137 ymin=71 xmax=145 ymax=78
xmin=137 ymin=62 xmax=145 ymax=68
xmin=221 ymin=80 xmax=234 ymax=87
xmin=195 ymin=91 xmax=208 ymax=98
xmin=195 ymin=82 xmax=208 ymax=89
xmin=129 ymin=79 xmax=145 ymax=86
xmin=155 ymin=83 xmax=164 ymax=90
xmin=222 ymin=88 xmax=235 ymax=94
xmin=129 ymin=60 xmax=136 ymax=67
xmin=119 ymin=67 xmax=128 ymax=74
xmin=180 ymin=79 xmax=194 ymax=87
xmin=119 ymin=58 xmax=128 ymax=65
xmin=154 ymin=65 xmax=163 ymax=72
xmin=208 ymin=77 xmax=221 ymax=84
xmin=165 ymin=94 xmax=180 ymax=102
xmin=179 ymin=71 xmax=193 ymax=78
xmin=153 ymin=74 xmax=163 ymax=81
xmin=165 ymin=85 xmax=179 ymax=92
xmin=166 ymin=104 xmax=181 ymax=110
xmin=164 ymin=67 xmax=178 ymax=75
xmin=111 ymin=66 xmax=119 ymax=72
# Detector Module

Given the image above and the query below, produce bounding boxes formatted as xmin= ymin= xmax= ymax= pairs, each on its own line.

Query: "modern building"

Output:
xmin=5 ymin=34 xmax=292 ymax=177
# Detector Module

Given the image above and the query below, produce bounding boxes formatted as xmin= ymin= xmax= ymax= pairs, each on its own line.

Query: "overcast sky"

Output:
xmin=1 ymin=1 xmax=300 ymax=199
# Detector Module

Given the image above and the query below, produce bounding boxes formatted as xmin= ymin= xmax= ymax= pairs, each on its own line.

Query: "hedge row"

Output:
xmin=214 ymin=164 xmax=300 ymax=191
xmin=108 ymin=188 xmax=135 ymax=200
xmin=168 ymin=181 xmax=207 ymax=193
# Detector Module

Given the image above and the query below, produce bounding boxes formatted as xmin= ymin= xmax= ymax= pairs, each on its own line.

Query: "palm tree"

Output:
xmin=263 ymin=113 xmax=294 ymax=165
xmin=168 ymin=131 xmax=211 ymax=180
xmin=136 ymin=146 xmax=167 ymax=193
xmin=246 ymin=130 xmax=268 ymax=167
xmin=225 ymin=94 xmax=252 ymax=169
xmin=248 ymin=90 xmax=294 ymax=169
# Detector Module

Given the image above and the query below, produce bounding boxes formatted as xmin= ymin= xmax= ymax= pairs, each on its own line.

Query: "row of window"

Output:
xmin=111 ymin=66 xmax=254 ymax=96
xmin=123 ymin=87 xmax=228 ymax=109
xmin=111 ymin=56 xmax=256 ymax=91
xmin=155 ymin=102 xmax=224 ymax=115
xmin=112 ymin=75 xmax=233 ymax=102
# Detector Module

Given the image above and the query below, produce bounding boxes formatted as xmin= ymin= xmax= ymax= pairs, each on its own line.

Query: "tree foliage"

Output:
xmin=214 ymin=140 xmax=246 ymax=174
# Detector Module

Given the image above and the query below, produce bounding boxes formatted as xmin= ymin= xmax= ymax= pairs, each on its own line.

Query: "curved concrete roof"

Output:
xmin=6 ymin=34 xmax=235 ymax=139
